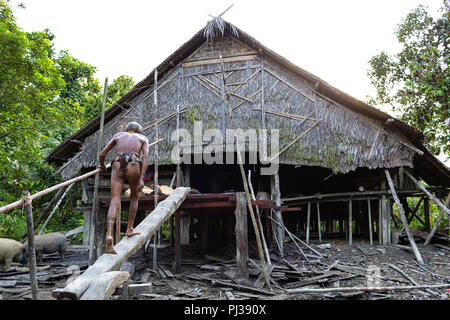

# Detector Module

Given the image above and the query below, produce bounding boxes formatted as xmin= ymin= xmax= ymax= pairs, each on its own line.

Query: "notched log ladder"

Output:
xmin=52 ymin=187 xmax=190 ymax=300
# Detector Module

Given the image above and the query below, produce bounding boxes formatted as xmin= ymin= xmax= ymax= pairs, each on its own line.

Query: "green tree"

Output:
xmin=84 ymin=75 xmax=135 ymax=122
xmin=0 ymin=1 xmax=65 ymax=203
xmin=53 ymin=49 xmax=101 ymax=141
xmin=367 ymin=0 xmax=449 ymax=159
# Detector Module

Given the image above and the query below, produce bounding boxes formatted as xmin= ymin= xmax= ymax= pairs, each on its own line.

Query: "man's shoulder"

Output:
xmin=114 ymin=131 xmax=126 ymax=138
xmin=138 ymin=133 xmax=148 ymax=142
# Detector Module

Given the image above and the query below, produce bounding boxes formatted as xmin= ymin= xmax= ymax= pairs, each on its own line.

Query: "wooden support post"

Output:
xmin=24 ymin=192 xmax=38 ymax=300
xmin=153 ymin=69 xmax=159 ymax=271
xmin=95 ymin=206 xmax=107 ymax=259
xmin=306 ymin=202 xmax=311 ymax=244
xmin=367 ymin=199 xmax=373 ymax=245
xmin=174 ymin=211 xmax=181 ymax=274
xmin=180 ymin=215 xmax=190 ymax=245
xmin=235 ymin=192 xmax=249 ymax=279
xmin=200 ymin=214 xmax=209 ymax=255
xmin=170 ymin=215 xmax=174 ymax=248
xmin=317 ymin=202 xmax=322 ymax=243
xmin=89 ymin=77 xmax=108 ymax=265
xmin=423 ymin=197 xmax=430 ymax=231
xmin=378 ymin=197 xmax=382 ymax=244
xmin=385 ymin=170 xmax=423 ymax=264
xmin=271 ymin=173 xmax=284 ymax=253
xmin=348 ymin=199 xmax=352 ymax=245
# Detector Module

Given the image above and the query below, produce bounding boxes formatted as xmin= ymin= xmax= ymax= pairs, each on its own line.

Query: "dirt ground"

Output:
xmin=1 ymin=233 xmax=448 ymax=301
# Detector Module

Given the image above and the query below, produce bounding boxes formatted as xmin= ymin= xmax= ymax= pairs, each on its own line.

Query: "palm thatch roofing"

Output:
xmin=45 ymin=20 xmax=449 ymax=187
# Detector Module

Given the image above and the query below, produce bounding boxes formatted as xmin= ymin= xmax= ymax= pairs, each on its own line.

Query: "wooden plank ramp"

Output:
xmin=52 ymin=187 xmax=190 ymax=300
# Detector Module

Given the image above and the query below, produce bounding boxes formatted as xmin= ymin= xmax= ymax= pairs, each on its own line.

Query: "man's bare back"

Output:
xmin=99 ymin=122 xmax=149 ymax=254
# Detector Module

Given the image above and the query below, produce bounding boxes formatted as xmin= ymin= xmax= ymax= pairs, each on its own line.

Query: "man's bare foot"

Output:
xmin=125 ymin=229 xmax=141 ymax=237
xmin=105 ymin=236 xmax=117 ymax=254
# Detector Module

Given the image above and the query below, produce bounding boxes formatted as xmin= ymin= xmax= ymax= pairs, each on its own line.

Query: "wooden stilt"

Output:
xmin=385 ymin=170 xmax=423 ymax=264
xmin=153 ymin=69 xmax=159 ymax=271
xmin=24 ymin=192 xmax=38 ymax=300
xmin=367 ymin=199 xmax=373 ymax=245
xmin=272 ymin=172 xmax=284 ymax=253
xmin=180 ymin=215 xmax=190 ymax=245
xmin=235 ymin=192 xmax=249 ymax=279
xmin=423 ymin=198 xmax=430 ymax=231
xmin=348 ymin=200 xmax=352 ymax=245
xmin=378 ymin=197 xmax=382 ymax=245
xmin=174 ymin=211 xmax=181 ymax=274
xmin=201 ymin=215 xmax=209 ymax=255
xmin=306 ymin=202 xmax=311 ymax=244
xmin=317 ymin=202 xmax=322 ymax=243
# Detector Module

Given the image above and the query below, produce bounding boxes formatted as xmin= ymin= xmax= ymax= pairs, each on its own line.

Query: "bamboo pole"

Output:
xmin=32 ymin=187 xmax=66 ymax=230
xmin=248 ymin=170 xmax=272 ymax=268
xmin=425 ymin=192 xmax=450 ymax=246
xmin=404 ymin=171 xmax=450 ymax=217
xmin=153 ymin=69 xmax=159 ymax=271
xmin=385 ymin=170 xmax=423 ymax=264
xmin=38 ymin=183 xmax=75 ymax=235
xmin=0 ymin=164 xmax=109 ymax=215
xmin=89 ymin=77 xmax=108 ymax=265
xmin=24 ymin=192 xmax=38 ymax=300
xmin=286 ymin=283 xmax=450 ymax=294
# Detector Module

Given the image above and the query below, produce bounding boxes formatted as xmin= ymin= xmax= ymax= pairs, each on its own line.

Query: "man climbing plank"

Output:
xmin=99 ymin=122 xmax=149 ymax=254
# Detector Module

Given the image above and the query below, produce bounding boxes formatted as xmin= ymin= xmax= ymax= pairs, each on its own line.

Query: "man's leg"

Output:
xmin=105 ymin=165 xmax=124 ymax=254
xmin=125 ymin=162 xmax=142 ymax=237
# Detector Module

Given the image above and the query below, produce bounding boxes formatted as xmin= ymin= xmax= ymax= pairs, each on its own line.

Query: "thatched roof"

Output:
xmin=45 ymin=20 xmax=449 ymax=187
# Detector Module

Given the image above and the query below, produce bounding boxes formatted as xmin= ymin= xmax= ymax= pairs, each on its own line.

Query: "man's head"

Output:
xmin=126 ymin=122 xmax=142 ymax=134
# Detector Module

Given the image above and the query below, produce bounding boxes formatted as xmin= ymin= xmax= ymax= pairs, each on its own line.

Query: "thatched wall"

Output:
xmin=58 ymin=36 xmax=415 ymax=179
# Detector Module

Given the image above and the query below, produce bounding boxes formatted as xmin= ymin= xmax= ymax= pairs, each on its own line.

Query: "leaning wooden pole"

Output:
xmin=425 ymin=192 xmax=450 ymax=246
xmin=384 ymin=170 xmax=424 ymax=264
xmin=24 ymin=191 xmax=38 ymax=300
xmin=153 ymin=69 xmax=159 ymax=271
xmin=38 ymin=183 xmax=74 ymax=235
xmin=404 ymin=171 xmax=450 ymax=217
xmin=52 ymin=187 xmax=190 ymax=300
xmin=89 ymin=77 xmax=108 ymax=265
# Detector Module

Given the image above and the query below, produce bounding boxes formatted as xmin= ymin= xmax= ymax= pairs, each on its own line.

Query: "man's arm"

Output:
xmin=98 ymin=134 xmax=118 ymax=171
xmin=137 ymin=136 xmax=149 ymax=191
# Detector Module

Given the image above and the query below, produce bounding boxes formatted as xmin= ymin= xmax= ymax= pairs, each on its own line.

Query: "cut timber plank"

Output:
xmin=52 ymin=187 xmax=190 ymax=300
xmin=80 ymin=271 xmax=129 ymax=300
xmin=182 ymin=55 xmax=257 ymax=68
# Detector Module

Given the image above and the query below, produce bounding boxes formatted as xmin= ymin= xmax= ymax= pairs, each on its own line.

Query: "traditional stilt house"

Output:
xmin=46 ymin=19 xmax=449 ymax=267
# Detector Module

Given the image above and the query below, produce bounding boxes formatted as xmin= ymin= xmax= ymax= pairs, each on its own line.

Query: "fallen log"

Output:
xmin=52 ymin=187 xmax=190 ymax=300
xmin=286 ymin=283 xmax=450 ymax=294
xmin=80 ymin=271 xmax=130 ymax=300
